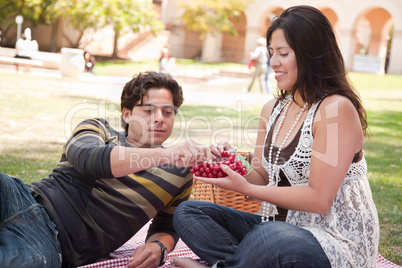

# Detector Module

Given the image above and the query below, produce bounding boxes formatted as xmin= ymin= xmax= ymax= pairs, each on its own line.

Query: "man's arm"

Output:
xmin=64 ymin=118 xmax=210 ymax=179
xmin=110 ymin=140 xmax=210 ymax=177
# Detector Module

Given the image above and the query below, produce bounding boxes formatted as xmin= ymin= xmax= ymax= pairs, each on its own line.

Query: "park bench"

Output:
xmin=0 ymin=47 xmax=61 ymax=70
xmin=0 ymin=56 xmax=43 ymax=68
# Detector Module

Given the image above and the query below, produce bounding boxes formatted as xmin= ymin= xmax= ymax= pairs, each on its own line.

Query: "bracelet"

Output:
xmin=151 ymin=240 xmax=167 ymax=266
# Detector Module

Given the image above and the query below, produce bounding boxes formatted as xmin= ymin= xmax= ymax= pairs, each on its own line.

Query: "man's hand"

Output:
xmin=127 ymin=243 xmax=162 ymax=268
xmin=168 ymin=139 xmax=211 ymax=167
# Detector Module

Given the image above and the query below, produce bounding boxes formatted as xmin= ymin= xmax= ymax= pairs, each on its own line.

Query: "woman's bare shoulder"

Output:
xmin=260 ymin=97 xmax=279 ymax=119
xmin=318 ymin=94 xmax=358 ymax=118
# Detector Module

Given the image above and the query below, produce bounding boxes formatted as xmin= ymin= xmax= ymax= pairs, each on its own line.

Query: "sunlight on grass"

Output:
xmin=95 ymin=58 xmax=247 ymax=77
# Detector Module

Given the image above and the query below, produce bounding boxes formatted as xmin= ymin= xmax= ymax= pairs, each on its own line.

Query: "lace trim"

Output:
xmin=260 ymin=100 xmax=320 ymax=219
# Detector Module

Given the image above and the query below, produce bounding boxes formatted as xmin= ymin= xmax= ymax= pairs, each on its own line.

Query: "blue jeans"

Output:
xmin=173 ymin=201 xmax=331 ymax=268
xmin=265 ymin=65 xmax=273 ymax=94
xmin=0 ymin=173 xmax=62 ymax=268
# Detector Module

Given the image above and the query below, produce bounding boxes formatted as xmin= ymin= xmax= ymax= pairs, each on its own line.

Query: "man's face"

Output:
xmin=123 ymin=88 xmax=176 ymax=148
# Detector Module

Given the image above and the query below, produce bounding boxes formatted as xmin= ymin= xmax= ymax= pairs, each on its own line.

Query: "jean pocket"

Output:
xmin=1 ymin=204 xmax=62 ymax=268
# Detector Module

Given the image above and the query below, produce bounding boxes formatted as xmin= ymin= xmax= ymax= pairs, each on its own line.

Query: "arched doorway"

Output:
xmin=353 ymin=8 xmax=393 ymax=74
xmin=262 ymin=8 xmax=284 ymax=38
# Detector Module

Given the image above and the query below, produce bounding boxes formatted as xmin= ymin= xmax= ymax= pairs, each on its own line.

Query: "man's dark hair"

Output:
xmin=120 ymin=71 xmax=184 ymax=132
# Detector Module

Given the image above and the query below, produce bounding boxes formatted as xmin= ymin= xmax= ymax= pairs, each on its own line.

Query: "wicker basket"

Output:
xmin=190 ymin=152 xmax=262 ymax=214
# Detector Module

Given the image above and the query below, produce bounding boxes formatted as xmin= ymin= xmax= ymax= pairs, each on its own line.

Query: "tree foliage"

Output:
xmin=177 ymin=0 xmax=253 ymax=39
xmin=101 ymin=0 xmax=164 ymax=57
xmin=0 ymin=0 xmax=47 ymax=41
xmin=0 ymin=0 xmax=164 ymax=54
xmin=101 ymin=0 xmax=163 ymax=34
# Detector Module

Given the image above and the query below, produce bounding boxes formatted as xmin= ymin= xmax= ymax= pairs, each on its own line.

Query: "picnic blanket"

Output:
xmin=79 ymin=221 xmax=400 ymax=268
xmin=78 ymin=221 xmax=205 ymax=268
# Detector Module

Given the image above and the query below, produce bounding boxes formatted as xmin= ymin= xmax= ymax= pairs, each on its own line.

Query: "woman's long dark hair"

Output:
xmin=266 ymin=5 xmax=368 ymax=135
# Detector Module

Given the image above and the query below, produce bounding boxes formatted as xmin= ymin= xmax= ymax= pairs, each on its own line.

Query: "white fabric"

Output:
xmin=15 ymin=38 xmax=38 ymax=58
xmin=250 ymin=45 xmax=267 ymax=65
xmin=160 ymin=57 xmax=176 ymax=76
xmin=260 ymin=98 xmax=379 ymax=268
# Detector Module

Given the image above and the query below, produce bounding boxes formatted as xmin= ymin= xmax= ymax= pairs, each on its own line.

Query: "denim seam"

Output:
xmin=197 ymin=204 xmax=255 ymax=226
xmin=196 ymin=205 xmax=248 ymax=248
xmin=0 ymin=203 xmax=44 ymax=228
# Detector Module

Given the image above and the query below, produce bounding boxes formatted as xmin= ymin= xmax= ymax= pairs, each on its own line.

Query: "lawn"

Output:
xmin=0 ymin=64 xmax=400 ymax=264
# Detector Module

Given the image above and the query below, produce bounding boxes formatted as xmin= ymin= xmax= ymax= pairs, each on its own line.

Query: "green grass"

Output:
xmin=348 ymin=72 xmax=402 ymax=262
xmin=95 ymin=58 xmax=247 ymax=77
xmin=0 ymin=67 xmax=400 ymax=264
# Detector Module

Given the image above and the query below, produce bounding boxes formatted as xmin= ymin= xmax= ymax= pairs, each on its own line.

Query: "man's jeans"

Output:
xmin=0 ymin=173 xmax=62 ymax=268
xmin=173 ymin=200 xmax=331 ymax=268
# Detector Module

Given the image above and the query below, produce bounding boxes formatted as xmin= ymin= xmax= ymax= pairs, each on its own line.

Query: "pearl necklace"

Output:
xmin=261 ymin=96 xmax=308 ymax=222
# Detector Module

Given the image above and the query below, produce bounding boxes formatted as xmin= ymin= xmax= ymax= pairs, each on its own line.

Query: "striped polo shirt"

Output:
xmin=31 ymin=118 xmax=193 ymax=267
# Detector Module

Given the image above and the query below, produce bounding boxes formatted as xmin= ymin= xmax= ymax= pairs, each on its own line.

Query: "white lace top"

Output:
xmin=260 ymin=98 xmax=379 ymax=268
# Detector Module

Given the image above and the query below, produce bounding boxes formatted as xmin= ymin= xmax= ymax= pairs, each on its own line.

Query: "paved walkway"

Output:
xmin=0 ymin=63 xmax=273 ymax=109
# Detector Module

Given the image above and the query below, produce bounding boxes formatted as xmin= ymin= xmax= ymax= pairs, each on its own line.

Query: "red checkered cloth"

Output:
xmin=78 ymin=221 xmax=206 ymax=268
xmin=79 ymin=221 xmax=400 ymax=268
xmin=377 ymin=254 xmax=401 ymax=268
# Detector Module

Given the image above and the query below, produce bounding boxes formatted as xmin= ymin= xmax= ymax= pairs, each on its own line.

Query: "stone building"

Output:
xmin=160 ymin=0 xmax=402 ymax=75
xmin=3 ymin=0 xmax=401 ymax=75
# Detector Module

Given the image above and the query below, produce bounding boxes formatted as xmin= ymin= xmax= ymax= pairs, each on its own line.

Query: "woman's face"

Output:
xmin=269 ymin=29 xmax=298 ymax=91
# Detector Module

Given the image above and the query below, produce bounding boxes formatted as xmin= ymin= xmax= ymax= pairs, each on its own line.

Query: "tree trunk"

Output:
xmin=49 ymin=18 xmax=60 ymax=52
xmin=0 ymin=24 xmax=13 ymax=47
xmin=112 ymin=28 xmax=120 ymax=58
xmin=62 ymin=30 xmax=83 ymax=48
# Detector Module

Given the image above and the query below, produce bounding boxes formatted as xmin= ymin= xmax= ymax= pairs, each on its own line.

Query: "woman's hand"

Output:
xmin=195 ymin=164 xmax=248 ymax=194
xmin=210 ymin=140 xmax=237 ymax=158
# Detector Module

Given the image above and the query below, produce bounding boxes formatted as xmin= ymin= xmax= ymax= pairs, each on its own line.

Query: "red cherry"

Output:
xmin=193 ymin=151 xmax=248 ymax=178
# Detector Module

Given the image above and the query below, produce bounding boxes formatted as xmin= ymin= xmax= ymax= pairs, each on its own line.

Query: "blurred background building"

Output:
xmin=1 ymin=0 xmax=401 ymax=75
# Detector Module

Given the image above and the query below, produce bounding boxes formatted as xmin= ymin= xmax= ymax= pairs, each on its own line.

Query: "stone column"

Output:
xmin=368 ymin=32 xmax=388 ymax=75
xmin=338 ymin=28 xmax=356 ymax=71
xmin=168 ymin=25 xmax=186 ymax=59
xmin=201 ymin=32 xmax=223 ymax=63
xmin=387 ymin=30 xmax=402 ymax=74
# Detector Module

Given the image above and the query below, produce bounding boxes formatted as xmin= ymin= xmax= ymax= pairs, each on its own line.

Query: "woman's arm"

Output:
xmin=197 ymin=95 xmax=364 ymax=214
xmin=246 ymin=98 xmax=277 ymax=185
xmin=209 ymin=99 xmax=276 ymax=186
